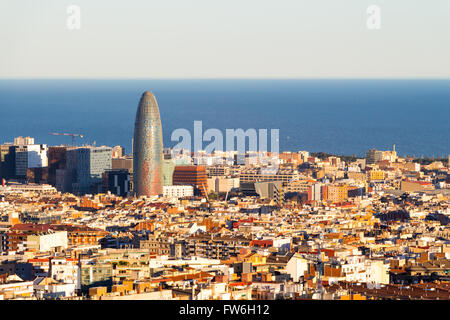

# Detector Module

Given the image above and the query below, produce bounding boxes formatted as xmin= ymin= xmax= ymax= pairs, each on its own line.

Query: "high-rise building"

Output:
xmin=26 ymin=167 xmax=49 ymax=184
xmin=66 ymin=146 xmax=112 ymax=195
xmin=14 ymin=144 xmax=48 ymax=179
xmin=47 ymin=146 xmax=68 ymax=186
xmin=366 ymin=149 xmax=383 ymax=165
xmin=0 ymin=145 xmax=16 ymax=180
xmin=172 ymin=165 xmax=208 ymax=196
xmin=133 ymin=91 xmax=164 ymax=197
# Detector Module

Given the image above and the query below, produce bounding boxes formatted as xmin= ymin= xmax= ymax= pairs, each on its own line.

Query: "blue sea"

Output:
xmin=0 ymin=79 xmax=449 ymax=158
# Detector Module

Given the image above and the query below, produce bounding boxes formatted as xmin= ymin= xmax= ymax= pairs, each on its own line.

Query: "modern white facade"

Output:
xmin=26 ymin=231 xmax=68 ymax=252
xmin=163 ymin=185 xmax=194 ymax=198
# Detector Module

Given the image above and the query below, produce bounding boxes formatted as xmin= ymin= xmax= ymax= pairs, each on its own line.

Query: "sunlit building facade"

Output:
xmin=133 ymin=91 xmax=164 ymax=196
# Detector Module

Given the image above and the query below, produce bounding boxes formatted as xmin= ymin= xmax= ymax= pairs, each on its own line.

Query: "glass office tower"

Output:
xmin=133 ymin=91 xmax=164 ymax=196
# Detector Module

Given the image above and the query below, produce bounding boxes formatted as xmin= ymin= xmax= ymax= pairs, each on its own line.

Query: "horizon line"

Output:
xmin=1 ymin=77 xmax=450 ymax=81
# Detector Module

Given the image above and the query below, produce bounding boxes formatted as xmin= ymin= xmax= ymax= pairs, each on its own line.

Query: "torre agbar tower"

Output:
xmin=133 ymin=91 xmax=164 ymax=196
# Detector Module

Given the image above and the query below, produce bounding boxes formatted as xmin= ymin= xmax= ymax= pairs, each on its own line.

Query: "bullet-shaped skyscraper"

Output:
xmin=133 ymin=91 xmax=164 ymax=196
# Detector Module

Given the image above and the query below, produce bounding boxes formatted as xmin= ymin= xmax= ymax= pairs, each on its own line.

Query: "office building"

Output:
xmin=0 ymin=145 xmax=16 ymax=180
xmin=112 ymin=156 xmax=133 ymax=172
xmin=239 ymin=168 xmax=300 ymax=183
xmin=163 ymin=185 xmax=194 ymax=199
xmin=66 ymin=146 xmax=112 ymax=195
xmin=133 ymin=91 xmax=164 ymax=197
xmin=254 ymin=181 xmax=284 ymax=205
xmin=173 ymin=165 xmax=208 ymax=196
xmin=26 ymin=167 xmax=49 ymax=184
xmin=102 ymin=169 xmax=131 ymax=197
xmin=47 ymin=146 xmax=67 ymax=186
xmin=207 ymin=177 xmax=239 ymax=193
xmin=206 ymin=165 xmax=231 ymax=177
xmin=366 ymin=149 xmax=384 ymax=165
xmin=14 ymin=144 xmax=48 ymax=179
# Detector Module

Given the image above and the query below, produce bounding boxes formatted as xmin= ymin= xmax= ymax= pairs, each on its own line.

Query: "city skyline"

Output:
xmin=0 ymin=1 xmax=449 ymax=306
xmin=1 ymin=79 xmax=448 ymax=158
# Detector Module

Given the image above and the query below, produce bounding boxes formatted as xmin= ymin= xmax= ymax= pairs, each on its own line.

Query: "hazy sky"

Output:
xmin=1 ymin=0 xmax=450 ymax=78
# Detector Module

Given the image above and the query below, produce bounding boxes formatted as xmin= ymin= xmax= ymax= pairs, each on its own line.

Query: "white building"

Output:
xmin=341 ymin=255 xmax=367 ymax=283
xmin=286 ymin=254 xmax=309 ymax=282
xmin=26 ymin=231 xmax=68 ymax=252
xmin=0 ymin=275 xmax=34 ymax=300
xmin=188 ymin=222 xmax=206 ymax=235
xmin=14 ymin=144 xmax=48 ymax=177
xmin=49 ymin=258 xmax=81 ymax=290
xmin=365 ymin=259 xmax=390 ymax=285
xmin=14 ymin=136 xmax=34 ymax=145
xmin=163 ymin=185 xmax=194 ymax=199
xmin=269 ymin=237 xmax=291 ymax=252
xmin=33 ymin=277 xmax=77 ymax=299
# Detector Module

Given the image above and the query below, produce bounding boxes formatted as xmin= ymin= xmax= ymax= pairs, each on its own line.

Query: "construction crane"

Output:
xmin=202 ymin=184 xmax=213 ymax=213
xmin=49 ymin=132 xmax=84 ymax=146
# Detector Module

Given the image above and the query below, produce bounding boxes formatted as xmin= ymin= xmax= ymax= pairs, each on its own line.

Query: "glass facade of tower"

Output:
xmin=66 ymin=146 xmax=112 ymax=195
xmin=133 ymin=91 xmax=164 ymax=196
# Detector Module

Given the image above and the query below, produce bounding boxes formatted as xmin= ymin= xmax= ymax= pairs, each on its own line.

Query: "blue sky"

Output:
xmin=1 ymin=0 xmax=449 ymax=78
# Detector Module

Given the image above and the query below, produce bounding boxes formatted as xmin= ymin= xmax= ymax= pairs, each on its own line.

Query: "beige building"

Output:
xmin=347 ymin=172 xmax=367 ymax=182
xmin=26 ymin=231 xmax=68 ymax=252
xmin=400 ymin=180 xmax=434 ymax=192
xmin=239 ymin=168 xmax=300 ymax=183
xmin=326 ymin=184 xmax=349 ymax=203
xmin=284 ymin=179 xmax=311 ymax=193
xmin=368 ymin=169 xmax=385 ymax=181
xmin=207 ymin=177 xmax=239 ymax=193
